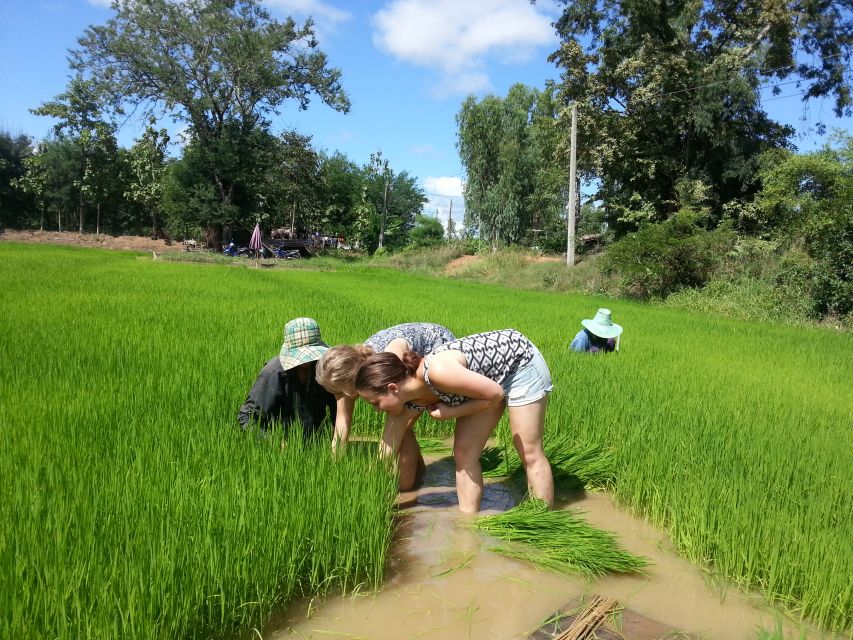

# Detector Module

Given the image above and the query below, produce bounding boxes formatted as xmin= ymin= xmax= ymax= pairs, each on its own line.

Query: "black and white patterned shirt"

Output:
xmin=411 ymin=329 xmax=535 ymax=408
xmin=364 ymin=322 xmax=456 ymax=356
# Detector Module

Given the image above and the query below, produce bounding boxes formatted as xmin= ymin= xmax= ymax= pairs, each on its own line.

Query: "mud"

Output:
xmin=268 ymin=454 xmax=829 ymax=640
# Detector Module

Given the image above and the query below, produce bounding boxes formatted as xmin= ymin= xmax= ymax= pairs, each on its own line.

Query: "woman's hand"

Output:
xmin=428 ymin=403 xmax=454 ymax=420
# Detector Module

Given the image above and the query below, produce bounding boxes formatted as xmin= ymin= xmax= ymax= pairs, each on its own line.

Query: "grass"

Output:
xmin=1 ymin=243 xmax=851 ymax=635
xmin=471 ymin=499 xmax=647 ymax=578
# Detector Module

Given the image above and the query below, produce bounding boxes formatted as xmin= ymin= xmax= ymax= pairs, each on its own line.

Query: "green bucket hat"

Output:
xmin=581 ymin=308 xmax=623 ymax=339
xmin=279 ymin=317 xmax=329 ymax=371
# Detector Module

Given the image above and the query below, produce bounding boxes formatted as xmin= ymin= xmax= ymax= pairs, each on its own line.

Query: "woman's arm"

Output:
xmin=426 ymin=352 xmax=505 ymax=420
xmin=379 ymin=406 xmax=421 ymax=458
xmin=332 ymin=394 xmax=356 ymax=454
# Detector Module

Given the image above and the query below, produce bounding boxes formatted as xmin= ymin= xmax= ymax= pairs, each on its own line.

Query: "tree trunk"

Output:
xmin=78 ymin=190 xmax=85 ymax=234
xmin=96 ymin=203 xmax=101 ymax=236
xmin=58 ymin=211 xmax=62 ymax=233
xmin=205 ymin=224 xmax=223 ymax=251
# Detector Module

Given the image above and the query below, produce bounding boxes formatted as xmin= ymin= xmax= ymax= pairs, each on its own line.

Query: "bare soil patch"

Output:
xmin=0 ymin=229 xmax=184 ymax=253
xmin=445 ymin=254 xmax=482 ymax=273
xmin=445 ymin=253 xmax=562 ymax=274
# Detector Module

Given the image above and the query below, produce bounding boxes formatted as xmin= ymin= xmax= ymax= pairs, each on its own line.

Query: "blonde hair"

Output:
xmin=315 ymin=344 xmax=375 ymax=396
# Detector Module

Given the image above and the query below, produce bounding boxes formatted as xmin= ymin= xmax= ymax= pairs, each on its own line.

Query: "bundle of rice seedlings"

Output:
xmin=471 ymin=499 xmax=648 ymax=578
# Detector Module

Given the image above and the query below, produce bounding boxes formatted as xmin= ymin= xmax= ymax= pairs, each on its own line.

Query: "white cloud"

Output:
xmin=422 ymin=175 xmax=465 ymax=232
xmin=423 ymin=175 xmax=463 ymax=197
xmin=372 ymin=0 xmax=555 ymax=95
xmin=264 ymin=0 xmax=352 ymax=34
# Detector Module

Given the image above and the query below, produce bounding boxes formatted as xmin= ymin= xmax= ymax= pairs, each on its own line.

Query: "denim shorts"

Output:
xmin=502 ymin=346 xmax=553 ymax=407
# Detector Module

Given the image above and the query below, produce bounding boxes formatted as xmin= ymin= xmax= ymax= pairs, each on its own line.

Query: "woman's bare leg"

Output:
xmin=453 ymin=401 xmax=505 ymax=513
xmin=507 ymin=396 xmax=553 ymax=506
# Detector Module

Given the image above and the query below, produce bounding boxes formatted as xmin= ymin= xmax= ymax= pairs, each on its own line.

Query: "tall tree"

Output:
xmin=125 ymin=123 xmax=170 ymax=237
xmin=547 ymin=0 xmax=851 ymax=233
xmin=457 ymin=84 xmax=563 ymax=250
xmin=17 ymin=138 xmax=81 ymax=232
xmin=0 ymin=131 xmax=34 ymax=229
xmin=32 ymin=76 xmax=119 ymax=234
xmin=71 ymin=0 xmax=350 ymax=247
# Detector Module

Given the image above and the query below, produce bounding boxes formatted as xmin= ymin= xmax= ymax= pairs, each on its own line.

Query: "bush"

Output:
xmin=600 ymin=210 xmax=735 ymax=299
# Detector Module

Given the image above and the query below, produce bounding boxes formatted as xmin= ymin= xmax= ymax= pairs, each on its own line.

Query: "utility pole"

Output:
xmin=566 ymin=102 xmax=577 ymax=267
xmin=447 ymin=199 xmax=453 ymax=241
xmin=379 ymin=174 xmax=389 ymax=249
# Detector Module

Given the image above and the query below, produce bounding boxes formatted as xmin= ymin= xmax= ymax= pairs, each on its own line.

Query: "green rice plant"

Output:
xmin=0 ymin=245 xmax=398 ymax=639
xmin=416 ymin=437 xmax=453 ymax=455
xmin=471 ymin=499 xmax=648 ymax=578
xmin=1 ymin=243 xmax=851 ymax=635
xmin=482 ymin=437 xmax=616 ymax=492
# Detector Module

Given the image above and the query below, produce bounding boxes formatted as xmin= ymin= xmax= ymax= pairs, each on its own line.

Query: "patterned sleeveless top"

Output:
xmin=364 ymin=322 xmax=455 ymax=356
xmin=408 ymin=329 xmax=535 ymax=409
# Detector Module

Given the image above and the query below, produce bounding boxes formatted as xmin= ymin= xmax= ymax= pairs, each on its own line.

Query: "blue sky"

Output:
xmin=1 ymin=0 xmax=850 ymax=227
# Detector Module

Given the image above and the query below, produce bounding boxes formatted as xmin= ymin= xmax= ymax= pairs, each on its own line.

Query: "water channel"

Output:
xmin=268 ymin=454 xmax=829 ymax=640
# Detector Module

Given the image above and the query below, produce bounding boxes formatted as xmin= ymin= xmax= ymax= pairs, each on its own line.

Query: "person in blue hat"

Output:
xmin=237 ymin=317 xmax=336 ymax=437
xmin=569 ymin=308 xmax=623 ymax=354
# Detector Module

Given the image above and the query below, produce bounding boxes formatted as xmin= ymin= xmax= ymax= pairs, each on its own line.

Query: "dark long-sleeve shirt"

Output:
xmin=237 ymin=358 xmax=336 ymax=437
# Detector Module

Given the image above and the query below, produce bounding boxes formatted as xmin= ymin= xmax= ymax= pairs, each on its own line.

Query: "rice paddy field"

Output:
xmin=1 ymin=243 xmax=851 ymax=638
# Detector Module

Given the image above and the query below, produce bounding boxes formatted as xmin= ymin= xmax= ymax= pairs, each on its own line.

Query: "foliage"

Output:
xmin=753 ymin=136 xmax=853 ymax=317
xmin=547 ymin=0 xmax=851 ymax=231
xmin=15 ymin=138 xmax=82 ymax=232
xmin=408 ymin=213 xmax=445 ymax=248
xmin=124 ymin=123 xmax=170 ymax=236
xmin=0 ymin=245 xmax=397 ymax=639
xmin=71 ymin=0 xmax=349 ymax=236
xmin=472 ymin=499 xmax=647 ymax=578
xmin=31 ymin=75 xmax=120 ymax=234
xmin=0 ymin=131 xmax=34 ymax=229
xmin=601 ymin=210 xmax=735 ymax=298
xmin=457 ymin=84 xmax=566 ymax=249
xmin=1 ymin=245 xmax=851 ymax=632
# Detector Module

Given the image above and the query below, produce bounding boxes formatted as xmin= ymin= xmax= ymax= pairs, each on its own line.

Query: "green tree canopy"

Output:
xmin=71 ymin=0 xmax=350 ymax=245
xmin=548 ymin=0 xmax=851 ymax=233
xmin=457 ymin=84 xmax=565 ymax=250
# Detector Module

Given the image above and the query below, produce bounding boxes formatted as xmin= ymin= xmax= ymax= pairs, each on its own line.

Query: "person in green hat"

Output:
xmin=569 ymin=308 xmax=623 ymax=354
xmin=237 ymin=317 xmax=336 ymax=437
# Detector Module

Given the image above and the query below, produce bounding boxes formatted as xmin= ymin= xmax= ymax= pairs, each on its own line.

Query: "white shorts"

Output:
xmin=502 ymin=346 xmax=553 ymax=407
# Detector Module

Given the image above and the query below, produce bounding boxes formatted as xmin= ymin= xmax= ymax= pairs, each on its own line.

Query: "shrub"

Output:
xmin=600 ymin=210 xmax=735 ymax=299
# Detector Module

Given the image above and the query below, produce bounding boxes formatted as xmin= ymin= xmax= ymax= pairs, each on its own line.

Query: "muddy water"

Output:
xmin=269 ymin=455 xmax=828 ymax=640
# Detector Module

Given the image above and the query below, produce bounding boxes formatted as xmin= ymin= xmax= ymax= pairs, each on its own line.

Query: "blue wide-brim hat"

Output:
xmin=279 ymin=317 xmax=329 ymax=371
xmin=581 ymin=308 xmax=623 ymax=339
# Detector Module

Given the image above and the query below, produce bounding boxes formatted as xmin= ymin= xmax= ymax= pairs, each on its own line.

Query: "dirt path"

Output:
xmin=0 ymin=229 xmax=184 ymax=253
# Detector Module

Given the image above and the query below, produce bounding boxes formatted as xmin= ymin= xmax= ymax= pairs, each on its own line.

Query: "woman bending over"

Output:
xmin=355 ymin=329 xmax=554 ymax=513
xmin=315 ymin=322 xmax=455 ymax=490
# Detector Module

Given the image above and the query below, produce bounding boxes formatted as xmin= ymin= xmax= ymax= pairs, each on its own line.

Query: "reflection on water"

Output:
xmin=268 ymin=453 xmax=831 ymax=640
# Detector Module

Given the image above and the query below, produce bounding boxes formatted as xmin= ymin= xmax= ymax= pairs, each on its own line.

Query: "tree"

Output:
xmin=547 ymin=0 xmax=851 ymax=233
xmin=71 ymin=0 xmax=350 ymax=247
xmin=320 ymin=151 xmax=362 ymax=238
xmin=32 ymin=76 xmax=119 ymax=234
xmin=0 ymin=131 xmax=34 ymax=229
xmin=17 ymin=138 xmax=81 ymax=232
xmin=755 ymin=134 xmax=853 ymax=316
xmin=457 ymin=84 xmax=565 ymax=250
xmin=125 ymin=123 xmax=170 ymax=237
xmin=409 ymin=213 xmax=445 ymax=247
xmin=269 ymin=130 xmax=324 ymax=235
